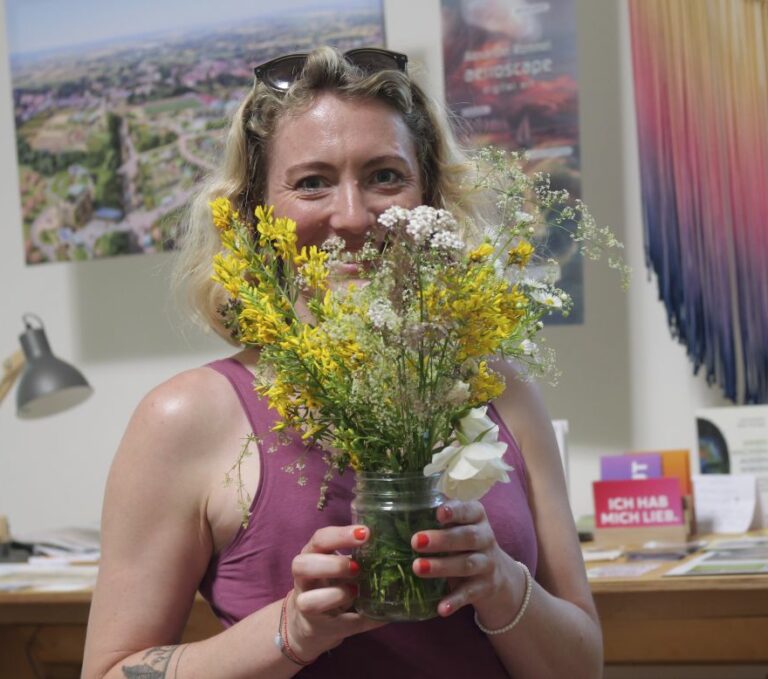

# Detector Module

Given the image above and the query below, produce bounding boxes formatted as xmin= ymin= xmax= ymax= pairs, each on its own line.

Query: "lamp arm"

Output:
xmin=0 ymin=350 xmax=25 ymax=408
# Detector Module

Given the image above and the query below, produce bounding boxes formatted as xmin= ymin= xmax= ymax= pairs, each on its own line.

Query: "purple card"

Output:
xmin=600 ymin=453 xmax=663 ymax=481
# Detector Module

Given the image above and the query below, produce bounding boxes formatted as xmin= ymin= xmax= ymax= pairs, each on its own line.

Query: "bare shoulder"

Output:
xmin=118 ymin=364 xmax=244 ymax=470
xmin=491 ymin=360 xmax=555 ymax=461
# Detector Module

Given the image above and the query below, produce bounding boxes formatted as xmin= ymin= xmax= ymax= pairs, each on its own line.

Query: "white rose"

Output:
xmin=423 ymin=407 xmax=514 ymax=501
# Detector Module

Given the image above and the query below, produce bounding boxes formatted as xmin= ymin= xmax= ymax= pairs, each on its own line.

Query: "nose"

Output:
xmin=329 ymin=181 xmax=374 ymax=241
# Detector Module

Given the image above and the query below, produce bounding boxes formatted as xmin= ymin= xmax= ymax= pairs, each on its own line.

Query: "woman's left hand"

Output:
xmin=411 ymin=500 xmax=526 ymax=621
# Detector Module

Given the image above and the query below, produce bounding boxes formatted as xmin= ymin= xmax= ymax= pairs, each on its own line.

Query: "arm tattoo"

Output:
xmin=121 ymin=645 xmax=180 ymax=678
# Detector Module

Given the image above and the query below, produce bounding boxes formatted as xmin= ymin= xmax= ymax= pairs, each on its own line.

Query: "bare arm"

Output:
xmin=481 ymin=367 xmax=602 ymax=677
xmin=411 ymin=364 xmax=602 ymax=678
xmin=81 ymin=368 xmax=379 ymax=679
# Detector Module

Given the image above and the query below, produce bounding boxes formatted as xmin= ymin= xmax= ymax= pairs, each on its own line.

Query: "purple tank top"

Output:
xmin=200 ymin=358 xmax=538 ymax=678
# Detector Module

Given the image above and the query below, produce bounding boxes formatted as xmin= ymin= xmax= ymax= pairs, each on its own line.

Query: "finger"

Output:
xmin=412 ymin=523 xmax=493 ymax=554
xmin=292 ymin=553 xmax=361 ymax=584
xmin=295 ymin=583 xmax=357 ymax=615
xmin=437 ymin=500 xmax=486 ymax=526
xmin=412 ymin=552 xmax=491 ymax=579
xmin=435 ymin=577 xmax=492 ymax=617
xmin=301 ymin=525 xmax=369 ymax=555
xmin=333 ymin=611 xmax=389 ymax=634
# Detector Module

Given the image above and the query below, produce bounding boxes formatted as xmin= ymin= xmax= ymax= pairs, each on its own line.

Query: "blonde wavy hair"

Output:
xmin=173 ymin=46 xmax=480 ymax=343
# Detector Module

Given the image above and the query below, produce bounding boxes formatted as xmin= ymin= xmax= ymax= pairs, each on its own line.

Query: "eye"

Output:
xmin=296 ymin=176 xmax=328 ymax=192
xmin=371 ymin=169 xmax=403 ymax=185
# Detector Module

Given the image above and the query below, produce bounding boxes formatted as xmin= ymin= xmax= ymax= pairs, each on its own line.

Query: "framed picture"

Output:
xmin=4 ymin=0 xmax=386 ymax=264
xmin=441 ymin=0 xmax=583 ymax=323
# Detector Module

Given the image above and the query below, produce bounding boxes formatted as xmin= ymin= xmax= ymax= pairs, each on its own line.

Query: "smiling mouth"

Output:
xmin=328 ymin=260 xmax=371 ymax=279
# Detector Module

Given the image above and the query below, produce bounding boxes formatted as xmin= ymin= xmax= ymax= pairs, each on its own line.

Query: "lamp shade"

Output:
xmin=16 ymin=319 xmax=92 ymax=419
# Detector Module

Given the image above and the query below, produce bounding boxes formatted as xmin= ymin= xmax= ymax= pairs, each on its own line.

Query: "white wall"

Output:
xmin=0 ymin=0 xmax=730 ymax=535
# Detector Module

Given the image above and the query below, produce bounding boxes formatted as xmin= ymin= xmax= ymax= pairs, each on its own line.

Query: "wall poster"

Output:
xmin=441 ymin=0 xmax=583 ymax=323
xmin=4 ymin=0 xmax=385 ymax=264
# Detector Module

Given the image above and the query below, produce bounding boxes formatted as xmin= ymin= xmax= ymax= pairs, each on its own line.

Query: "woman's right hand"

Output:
xmin=286 ymin=524 xmax=386 ymax=662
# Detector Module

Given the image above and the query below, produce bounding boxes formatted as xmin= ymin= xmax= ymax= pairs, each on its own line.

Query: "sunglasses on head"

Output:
xmin=253 ymin=48 xmax=408 ymax=92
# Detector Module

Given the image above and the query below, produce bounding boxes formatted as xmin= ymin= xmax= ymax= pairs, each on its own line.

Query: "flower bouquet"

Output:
xmin=211 ymin=147 xmax=627 ymax=620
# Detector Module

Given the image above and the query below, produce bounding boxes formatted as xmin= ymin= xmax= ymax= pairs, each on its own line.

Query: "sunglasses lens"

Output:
xmin=346 ymin=49 xmax=406 ymax=74
xmin=262 ymin=55 xmax=307 ymax=90
xmin=254 ymin=49 xmax=406 ymax=91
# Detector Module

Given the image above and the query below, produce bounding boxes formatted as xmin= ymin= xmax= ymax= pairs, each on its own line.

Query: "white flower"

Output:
xmin=531 ymin=289 xmax=564 ymax=309
xmin=423 ymin=407 xmax=513 ymax=501
xmin=377 ymin=206 xmax=410 ymax=229
xmin=379 ymin=205 xmax=462 ymax=248
xmin=367 ymin=299 xmax=400 ymax=331
xmin=520 ymin=339 xmax=538 ymax=357
xmin=430 ymin=230 xmax=464 ymax=251
xmin=445 ymin=380 xmax=470 ymax=406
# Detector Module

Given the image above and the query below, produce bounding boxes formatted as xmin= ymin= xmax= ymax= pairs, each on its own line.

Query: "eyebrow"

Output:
xmin=285 ymin=154 xmax=415 ymax=176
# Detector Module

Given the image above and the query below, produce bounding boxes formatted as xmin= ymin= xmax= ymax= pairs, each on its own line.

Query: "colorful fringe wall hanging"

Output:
xmin=629 ymin=0 xmax=768 ymax=403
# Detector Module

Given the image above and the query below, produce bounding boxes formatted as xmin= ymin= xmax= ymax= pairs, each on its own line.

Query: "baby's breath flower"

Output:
xmin=367 ymin=299 xmax=400 ymax=331
xmin=445 ymin=380 xmax=471 ymax=406
xmin=377 ymin=206 xmax=410 ymax=230
xmin=430 ymin=230 xmax=464 ymax=251
xmin=520 ymin=339 xmax=539 ymax=357
xmin=321 ymin=235 xmax=346 ymax=258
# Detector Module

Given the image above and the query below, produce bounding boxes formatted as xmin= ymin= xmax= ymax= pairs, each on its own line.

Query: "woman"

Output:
xmin=82 ymin=46 xmax=602 ymax=678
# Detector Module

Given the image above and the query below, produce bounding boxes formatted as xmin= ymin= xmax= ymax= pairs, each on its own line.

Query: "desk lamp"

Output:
xmin=0 ymin=314 xmax=92 ymax=418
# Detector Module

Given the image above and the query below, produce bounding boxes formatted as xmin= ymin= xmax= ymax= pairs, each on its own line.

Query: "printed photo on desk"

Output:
xmin=665 ymin=545 xmax=768 ymax=577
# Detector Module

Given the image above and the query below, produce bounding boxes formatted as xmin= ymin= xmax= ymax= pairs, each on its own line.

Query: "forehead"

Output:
xmin=268 ymin=93 xmax=417 ymax=166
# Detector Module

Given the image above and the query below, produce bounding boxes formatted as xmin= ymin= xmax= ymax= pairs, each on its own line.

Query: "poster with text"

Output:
xmin=5 ymin=0 xmax=385 ymax=264
xmin=441 ymin=0 xmax=583 ymax=323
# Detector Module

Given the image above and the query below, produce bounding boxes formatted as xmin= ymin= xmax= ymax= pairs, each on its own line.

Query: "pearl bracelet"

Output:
xmin=474 ymin=561 xmax=533 ymax=635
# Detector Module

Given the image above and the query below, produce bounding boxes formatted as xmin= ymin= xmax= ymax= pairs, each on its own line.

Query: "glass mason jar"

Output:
xmin=351 ymin=471 xmax=447 ymax=621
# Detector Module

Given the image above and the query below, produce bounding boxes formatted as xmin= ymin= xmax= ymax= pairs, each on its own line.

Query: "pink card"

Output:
xmin=593 ymin=478 xmax=684 ymax=529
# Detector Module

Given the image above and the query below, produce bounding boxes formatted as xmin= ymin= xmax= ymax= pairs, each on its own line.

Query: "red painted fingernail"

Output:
xmin=417 ymin=558 xmax=431 ymax=575
xmin=441 ymin=601 xmax=453 ymax=616
xmin=349 ymin=560 xmax=360 ymax=575
xmin=353 ymin=527 xmax=367 ymax=541
xmin=440 ymin=505 xmax=453 ymax=521
xmin=416 ymin=533 xmax=430 ymax=549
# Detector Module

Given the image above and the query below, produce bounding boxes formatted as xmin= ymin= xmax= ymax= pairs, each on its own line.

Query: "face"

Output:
xmin=265 ymin=93 xmax=423 ymax=269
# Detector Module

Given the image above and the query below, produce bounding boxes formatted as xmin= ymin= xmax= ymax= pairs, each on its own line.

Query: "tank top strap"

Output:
xmin=206 ymin=358 xmax=279 ymax=436
xmin=487 ymin=403 xmax=530 ymax=497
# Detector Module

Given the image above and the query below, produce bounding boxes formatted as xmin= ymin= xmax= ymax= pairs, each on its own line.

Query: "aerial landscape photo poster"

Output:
xmin=4 ymin=0 xmax=385 ymax=264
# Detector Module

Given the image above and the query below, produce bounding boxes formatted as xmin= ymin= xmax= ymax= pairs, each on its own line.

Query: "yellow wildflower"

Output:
xmin=255 ymin=205 xmax=298 ymax=261
xmin=212 ymin=253 xmax=247 ymax=297
xmin=508 ymin=240 xmax=534 ymax=267
xmin=295 ymin=245 xmax=329 ymax=290
xmin=210 ymin=197 xmax=237 ymax=231
xmin=468 ymin=242 xmax=495 ymax=262
xmin=469 ymin=361 xmax=505 ymax=404
xmin=348 ymin=451 xmax=362 ymax=471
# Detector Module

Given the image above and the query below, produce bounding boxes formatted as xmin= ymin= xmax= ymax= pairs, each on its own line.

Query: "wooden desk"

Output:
xmin=1 ymin=565 xmax=767 ymax=676
xmin=0 ymin=591 xmax=221 ymax=678
xmin=591 ymin=561 xmax=768 ymax=665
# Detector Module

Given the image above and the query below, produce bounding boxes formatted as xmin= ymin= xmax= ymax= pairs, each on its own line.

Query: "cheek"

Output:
xmin=285 ymin=203 xmax=330 ymax=249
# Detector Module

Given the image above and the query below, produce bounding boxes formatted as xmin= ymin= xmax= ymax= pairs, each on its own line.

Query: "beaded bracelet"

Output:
xmin=274 ymin=593 xmax=313 ymax=666
xmin=474 ymin=561 xmax=533 ymax=635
